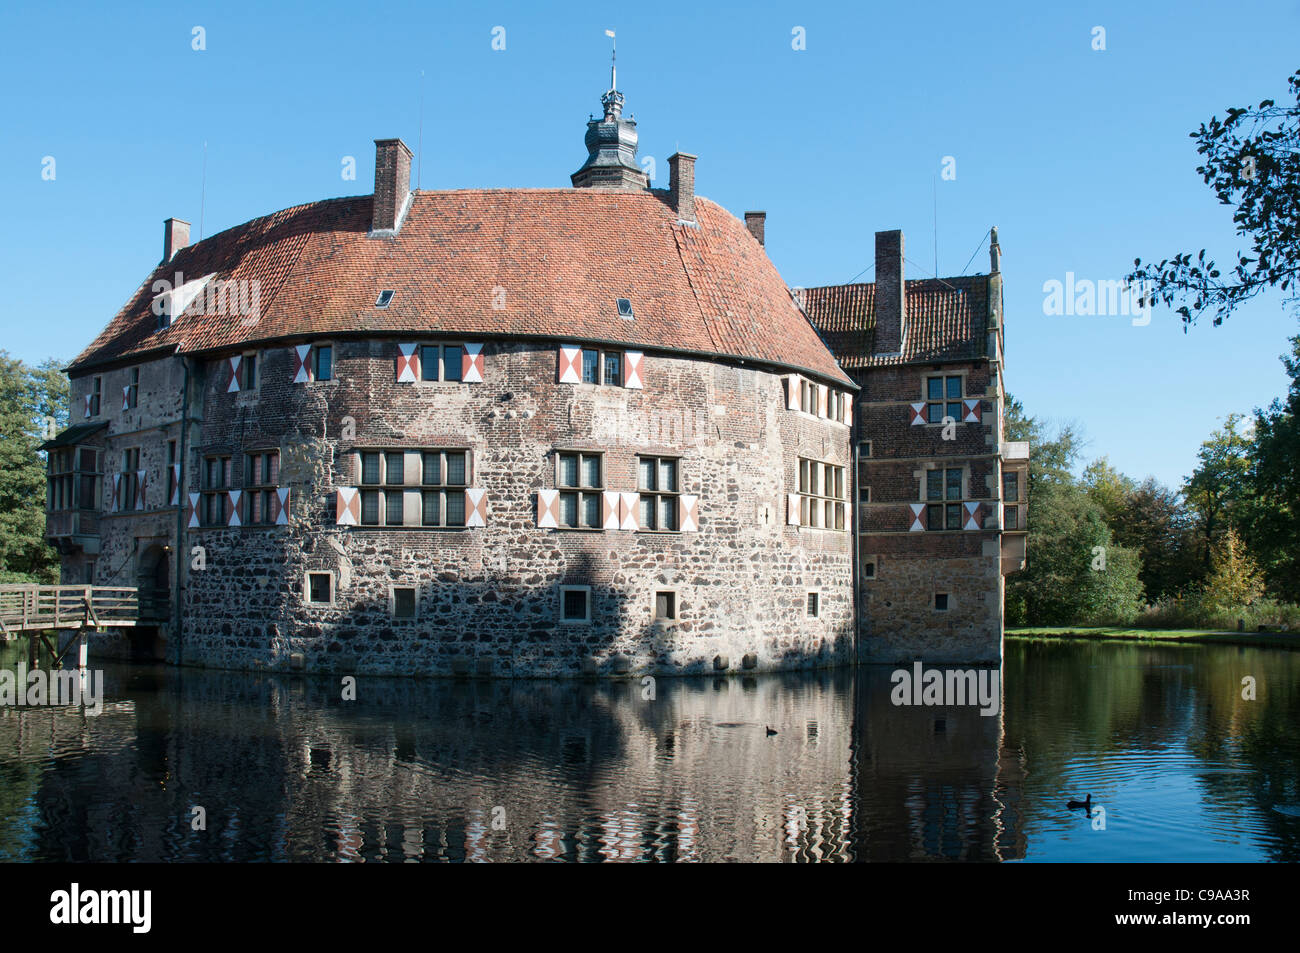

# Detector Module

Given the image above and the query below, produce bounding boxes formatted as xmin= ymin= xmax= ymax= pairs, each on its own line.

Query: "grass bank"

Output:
xmin=1006 ymin=626 xmax=1300 ymax=650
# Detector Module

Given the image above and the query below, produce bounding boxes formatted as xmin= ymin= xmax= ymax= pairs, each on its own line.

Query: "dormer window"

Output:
xmin=375 ymin=290 xmax=394 ymax=308
xmin=616 ymin=298 xmax=634 ymax=320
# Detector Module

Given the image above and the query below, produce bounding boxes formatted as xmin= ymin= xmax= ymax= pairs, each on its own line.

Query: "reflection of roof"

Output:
xmin=801 ymin=275 xmax=989 ymax=369
xmin=39 ymin=421 xmax=107 ymax=451
xmin=70 ymin=190 xmax=854 ymax=387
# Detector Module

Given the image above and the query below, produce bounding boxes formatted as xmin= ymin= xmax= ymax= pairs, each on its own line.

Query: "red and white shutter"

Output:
xmin=602 ymin=491 xmax=621 ymax=530
xmin=226 ymin=356 xmax=242 ymax=393
xmin=462 ymin=343 xmax=485 ymax=383
xmin=678 ymin=494 xmax=699 ymax=532
xmin=785 ymin=376 xmax=800 ymax=411
xmin=122 ymin=385 xmax=131 ymax=411
xmin=558 ymin=345 xmax=582 ymax=384
xmin=619 ymin=492 xmax=640 ymax=531
xmin=817 ymin=386 xmax=828 ymax=418
xmin=465 ymin=488 xmax=487 ymax=527
xmin=170 ymin=464 xmax=181 ymax=505
xmin=396 ymin=343 xmax=419 ymax=383
xmin=909 ymin=503 xmax=926 ymax=532
xmin=84 ymin=394 xmax=93 ymax=418
xmin=226 ymin=490 xmax=242 ymax=526
xmin=909 ymin=402 xmax=926 ymax=425
xmin=135 ymin=470 xmax=147 ymax=510
xmin=335 ymin=487 xmax=360 ymax=526
xmin=537 ymin=489 xmax=560 ymax=528
xmin=269 ymin=488 xmax=290 ymax=525
xmin=623 ymin=351 xmax=644 ymax=389
xmin=962 ymin=399 xmax=982 ymax=423
xmin=291 ymin=345 xmax=313 ymax=383
xmin=845 ymin=398 xmax=853 ymax=428
xmin=787 ymin=493 xmax=801 ymax=525
xmin=186 ymin=493 xmax=200 ymax=528
xmin=110 ymin=473 xmax=121 ymax=510
xmin=963 ymin=501 xmax=982 ymax=531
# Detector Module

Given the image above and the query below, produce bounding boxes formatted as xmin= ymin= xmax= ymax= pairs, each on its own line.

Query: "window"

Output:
xmin=862 ymin=559 xmax=876 ymax=579
xmin=239 ymin=352 xmax=258 ymax=390
xmin=119 ymin=448 xmax=140 ymax=512
xmin=637 ymin=456 xmax=679 ymax=531
xmin=420 ymin=344 xmax=463 ymax=382
xmin=125 ymin=367 xmax=139 ymax=410
xmin=78 ymin=449 xmax=99 ymax=509
xmin=51 ymin=447 xmax=101 ymax=512
xmin=796 ymin=457 xmax=846 ymax=529
xmin=312 ymin=344 xmax=333 ymax=382
xmin=307 ymin=572 xmax=333 ymax=605
xmin=391 ymin=586 xmax=417 ymax=619
xmin=1003 ymin=471 xmax=1019 ymax=503
xmin=375 ymin=290 xmax=394 ymax=308
xmin=925 ymin=374 xmax=963 ymax=424
xmin=90 ymin=377 xmax=101 ymax=417
xmin=829 ymin=390 xmax=845 ymax=422
xmin=560 ymin=586 xmax=591 ymax=623
xmin=201 ymin=454 xmax=231 ymax=525
xmin=655 ymin=590 xmax=677 ymax=621
xmin=243 ymin=451 xmax=280 ymax=525
xmin=48 ymin=449 xmax=74 ymax=511
xmin=579 ymin=348 xmax=625 ymax=386
xmin=557 ymin=452 xmax=602 ymax=529
xmin=421 ymin=450 xmax=467 ymax=527
xmin=1005 ymin=505 xmax=1019 ymax=530
xmin=934 ymin=593 xmax=950 ymax=612
xmin=859 ymin=441 xmax=872 ymax=457
xmin=925 ymin=467 xmax=966 ymax=531
xmin=806 ymin=592 xmax=820 ymax=617
xmin=800 ymin=379 xmax=818 ymax=414
xmin=616 ymin=298 xmax=634 ymax=319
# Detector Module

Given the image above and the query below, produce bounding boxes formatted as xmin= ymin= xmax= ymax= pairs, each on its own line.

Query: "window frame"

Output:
xmin=90 ymin=376 xmax=102 ymax=417
xmin=923 ymin=373 xmax=965 ymax=425
xmin=556 ymin=451 xmax=604 ymax=530
xmin=311 ymin=343 xmax=334 ymax=382
xmin=305 ymin=571 xmax=335 ymax=606
xmin=636 ymin=455 xmax=681 ymax=533
xmin=559 ymin=585 xmax=592 ymax=624
xmin=390 ymin=584 xmax=418 ymax=619
xmin=419 ymin=343 xmax=465 ymax=382
xmin=356 ymin=448 xmax=468 ymax=528
xmin=806 ymin=591 xmax=820 ymax=618
xmin=578 ymin=347 xmax=626 ymax=387
xmin=654 ymin=589 xmax=678 ymax=621
xmin=242 ymin=450 xmax=280 ymax=525
xmin=925 ymin=466 xmax=969 ymax=531
xmin=200 ymin=454 xmax=231 ymax=526
xmin=796 ymin=456 xmax=847 ymax=530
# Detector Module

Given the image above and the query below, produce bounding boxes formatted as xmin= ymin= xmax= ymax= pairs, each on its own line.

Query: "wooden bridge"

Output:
xmin=0 ymin=585 xmax=141 ymax=668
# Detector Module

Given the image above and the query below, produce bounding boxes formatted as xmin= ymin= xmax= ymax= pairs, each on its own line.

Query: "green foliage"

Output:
xmin=1128 ymin=68 xmax=1300 ymax=328
xmin=0 ymin=351 xmax=67 ymax=583
xmin=1244 ymin=334 xmax=1300 ymax=600
xmin=1202 ymin=527 xmax=1265 ymax=614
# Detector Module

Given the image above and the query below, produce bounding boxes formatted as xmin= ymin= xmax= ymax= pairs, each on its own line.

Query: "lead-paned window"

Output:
xmin=638 ymin=456 xmax=679 ymax=531
xmin=201 ymin=454 xmax=230 ymax=525
xmin=421 ymin=450 xmax=467 ymax=527
xmin=797 ymin=456 xmax=846 ymax=530
xmin=243 ymin=450 xmax=279 ymax=524
xmin=558 ymin=451 xmax=602 ymax=529
xmin=420 ymin=344 xmax=463 ymax=382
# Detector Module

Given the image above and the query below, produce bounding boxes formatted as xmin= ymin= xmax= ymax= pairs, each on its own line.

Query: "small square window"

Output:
xmin=375 ymin=290 xmax=394 ymax=308
xmin=616 ymin=298 xmax=634 ymax=319
xmin=307 ymin=573 xmax=333 ymax=605
xmin=806 ymin=592 xmax=820 ymax=617
xmin=862 ymin=559 xmax=876 ymax=579
xmin=655 ymin=591 xmax=677 ymax=620
xmin=935 ymin=593 xmax=949 ymax=611
xmin=560 ymin=586 xmax=591 ymax=623
xmin=392 ymin=586 xmax=416 ymax=619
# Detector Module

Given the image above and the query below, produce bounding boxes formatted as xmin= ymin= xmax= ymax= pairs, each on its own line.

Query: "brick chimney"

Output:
xmin=163 ymin=218 xmax=190 ymax=263
xmin=873 ymin=230 xmax=905 ymax=355
xmin=372 ymin=138 xmax=413 ymax=233
xmin=668 ymin=152 xmax=697 ymax=223
xmin=744 ymin=211 xmax=766 ymax=246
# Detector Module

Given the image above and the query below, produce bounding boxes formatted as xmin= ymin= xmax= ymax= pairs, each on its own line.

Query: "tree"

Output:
xmin=1082 ymin=456 xmax=1135 ymax=527
xmin=1202 ymin=528 xmax=1265 ymax=614
xmin=1128 ymin=68 xmax=1300 ymax=328
xmin=1184 ymin=414 xmax=1253 ymax=573
xmin=1245 ymin=334 xmax=1300 ymax=600
xmin=1116 ymin=477 xmax=1202 ymax=602
xmin=0 ymin=352 xmax=67 ymax=583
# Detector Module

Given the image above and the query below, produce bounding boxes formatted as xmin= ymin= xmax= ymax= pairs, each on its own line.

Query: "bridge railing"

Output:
xmin=0 ymin=585 xmax=139 ymax=633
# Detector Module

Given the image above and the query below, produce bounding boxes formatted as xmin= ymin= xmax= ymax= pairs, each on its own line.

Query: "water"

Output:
xmin=1 ymin=638 xmax=1297 ymax=862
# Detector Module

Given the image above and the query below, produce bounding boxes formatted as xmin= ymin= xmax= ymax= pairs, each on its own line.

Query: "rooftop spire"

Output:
xmin=571 ymin=32 xmax=648 ymax=190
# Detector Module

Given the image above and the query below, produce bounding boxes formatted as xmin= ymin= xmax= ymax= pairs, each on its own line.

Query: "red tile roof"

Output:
xmin=800 ymin=275 xmax=989 ymax=369
xmin=70 ymin=190 xmax=853 ymax=387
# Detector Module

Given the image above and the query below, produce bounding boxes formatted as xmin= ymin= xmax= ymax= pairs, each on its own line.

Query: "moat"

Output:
xmin=1 ymin=638 xmax=1297 ymax=862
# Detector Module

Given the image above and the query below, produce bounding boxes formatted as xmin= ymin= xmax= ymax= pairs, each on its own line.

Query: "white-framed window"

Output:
xmin=201 ymin=454 xmax=231 ymax=525
xmin=420 ymin=343 xmax=464 ymax=382
xmin=311 ymin=343 xmax=334 ymax=382
xmin=925 ymin=466 xmax=967 ymax=531
xmin=796 ymin=457 xmax=847 ymax=530
xmin=924 ymin=373 xmax=965 ymax=424
xmin=580 ymin=348 xmax=624 ymax=386
xmin=637 ymin=455 xmax=679 ymax=532
xmin=934 ymin=592 xmax=950 ymax=612
xmin=557 ymin=451 xmax=602 ymax=529
xmin=356 ymin=449 xmax=468 ymax=527
xmin=559 ymin=585 xmax=592 ymax=624
xmin=806 ymin=592 xmax=820 ymax=618
xmin=306 ymin=571 xmax=335 ymax=605
xmin=390 ymin=585 xmax=418 ymax=619
xmin=654 ymin=590 xmax=678 ymax=621
xmin=243 ymin=450 xmax=280 ymax=525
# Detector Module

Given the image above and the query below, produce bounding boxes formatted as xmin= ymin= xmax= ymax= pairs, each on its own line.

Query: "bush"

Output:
xmin=1136 ymin=591 xmax=1300 ymax=631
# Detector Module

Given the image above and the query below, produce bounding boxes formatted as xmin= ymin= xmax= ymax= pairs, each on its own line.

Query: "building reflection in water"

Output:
xmin=0 ymin=657 xmax=1026 ymax=862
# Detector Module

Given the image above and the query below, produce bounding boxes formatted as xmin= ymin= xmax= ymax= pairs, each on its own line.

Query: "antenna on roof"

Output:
xmin=605 ymin=29 xmax=616 ymax=90
xmin=417 ymin=69 xmax=425 ymax=190
xmin=199 ymin=140 xmax=208 ymax=241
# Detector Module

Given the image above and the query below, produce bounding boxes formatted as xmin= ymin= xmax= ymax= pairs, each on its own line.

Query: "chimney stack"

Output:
xmin=744 ymin=211 xmax=766 ymax=246
xmin=989 ymin=226 xmax=1001 ymax=274
xmin=372 ymin=138 xmax=414 ymax=233
xmin=872 ymin=230 xmax=906 ymax=355
xmin=668 ymin=152 xmax=697 ymax=223
xmin=163 ymin=218 xmax=190 ymax=263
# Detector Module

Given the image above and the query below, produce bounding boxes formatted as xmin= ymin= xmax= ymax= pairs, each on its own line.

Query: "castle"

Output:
xmin=42 ymin=79 xmax=1026 ymax=676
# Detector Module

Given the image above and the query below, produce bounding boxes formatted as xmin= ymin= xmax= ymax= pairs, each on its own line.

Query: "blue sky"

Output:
xmin=2 ymin=0 xmax=1297 ymax=488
